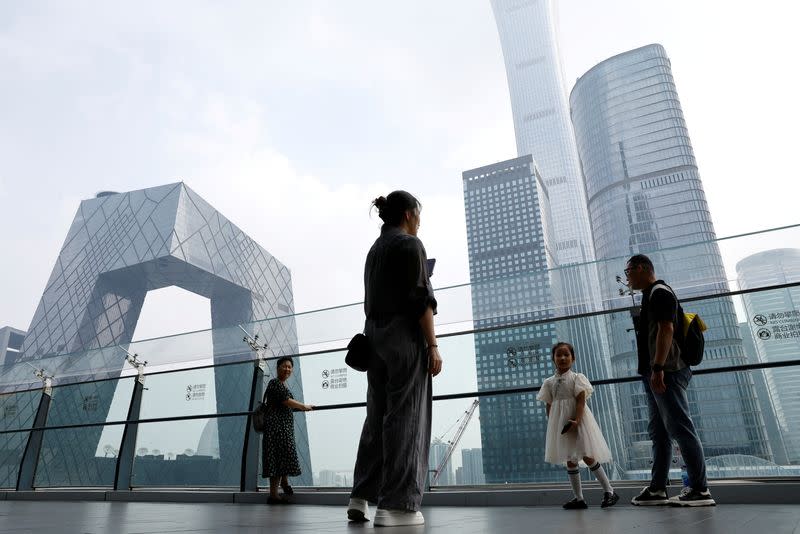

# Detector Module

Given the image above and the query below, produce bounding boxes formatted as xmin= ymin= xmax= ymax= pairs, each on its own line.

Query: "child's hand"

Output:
xmin=561 ymin=420 xmax=578 ymax=434
xmin=568 ymin=419 xmax=579 ymax=432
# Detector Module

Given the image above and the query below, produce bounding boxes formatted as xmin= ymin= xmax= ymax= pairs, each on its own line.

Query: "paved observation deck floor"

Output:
xmin=1 ymin=501 xmax=800 ymax=534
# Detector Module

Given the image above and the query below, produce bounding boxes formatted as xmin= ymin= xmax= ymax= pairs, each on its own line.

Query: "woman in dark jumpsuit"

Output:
xmin=346 ymin=190 xmax=443 ymax=527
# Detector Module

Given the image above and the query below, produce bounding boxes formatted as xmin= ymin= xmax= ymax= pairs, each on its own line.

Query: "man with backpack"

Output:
xmin=625 ymin=254 xmax=716 ymax=507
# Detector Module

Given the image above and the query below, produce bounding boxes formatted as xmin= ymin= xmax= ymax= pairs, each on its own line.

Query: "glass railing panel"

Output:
xmin=289 ymin=304 xmax=365 ymax=354
xmin=717 ymin=224 xmax=800 ymax=293
xmin=0 ymin=389 xmax=41 ymax=431
xmin=618 ymin=367 xmax=800 ymax=479
xmin=284 ymin=356 xmax=800 ymax=487
xmin=296 ymin=405 xmax=365 ymax=488
xmin=130 ymin=415 xmax=247 ymax=487
xmin=0 ymin=346 xmax=135 ymax=392
xmin=139 ymin=362 xmax=253 ymax=420
xmin=34 ymin=427 xmax=124 ymax=487
xmin=126 ymin=329 xmax=215 ymax=371
xmin=0 ymin=430 xmax=30 ymax=489
xmin=137 ymin=362 xmax=255 ymax=485
xmin=292 ymin=332 xmax=479 ymax=407
xmin=293 ymin=349 xmax=365 ymax=408
xmin=428 ymin=396 xmax=484 ymax=487
xmin=438 ymin=363 xmax=800 ymax=487
xmin=611 ymin=373 xmax=771 ymax=477
xmin=34 ymin=378 xmax=133 ymax=487
xmin=454 ymin=389 xmax=565 ymax=485
xmin=45 ymin=378 xmax=134 ymax=427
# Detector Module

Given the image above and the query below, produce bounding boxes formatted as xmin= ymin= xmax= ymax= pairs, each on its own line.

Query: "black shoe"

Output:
xmin=281 ymin=482 xmax=294 ymax=495
xmin=669 ymin=487 xmax=716 ymax=507
xmin=267 ymin=496 xmax=289 ymax=505
xmin=563 ymin=498 xmax=588 ymax=510
xmin=631 ymin=486 xmax=669 ymax=506
xmin=601 ymin=491 xmax=620 ymax=508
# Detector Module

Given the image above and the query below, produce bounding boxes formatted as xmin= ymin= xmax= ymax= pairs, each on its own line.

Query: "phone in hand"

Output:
xmin=426 ymin=258 xmax=436 ymax=277
xmin=561 ymin=420 xmax=574 ymax=434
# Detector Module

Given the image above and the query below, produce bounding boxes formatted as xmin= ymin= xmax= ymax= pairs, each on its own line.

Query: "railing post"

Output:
xmin=114 ymin=351 xmax=147 ymax=491
xmin=240 ymin=358 xmax=265 ymax=492
xmin=16 ymin=374 xmax=53 ymax=490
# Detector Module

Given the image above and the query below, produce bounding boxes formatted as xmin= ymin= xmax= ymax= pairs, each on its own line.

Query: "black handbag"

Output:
xmin=345 ymin=333 xmax=373 ymax=372
xmin=252 ymin=401 xmax=268 ymax=433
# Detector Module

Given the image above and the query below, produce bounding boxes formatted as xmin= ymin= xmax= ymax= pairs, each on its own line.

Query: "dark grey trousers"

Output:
xmin=350 ymin=316 xmax=432 ymax=512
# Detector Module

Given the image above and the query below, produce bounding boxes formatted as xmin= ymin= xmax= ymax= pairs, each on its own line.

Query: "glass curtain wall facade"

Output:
xmin=737 ymin=249 xmax=800 ymax=464
xmin=10 ymin=183 xmax=312 ymax=485
xmin=489 ymin=0 xmax=625 ymax=473
xmin=570 ymin=44 xmax=772 ymax=468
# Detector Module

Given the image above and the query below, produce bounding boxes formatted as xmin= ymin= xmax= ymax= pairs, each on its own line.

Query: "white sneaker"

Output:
xmin=373 ymin=508 xmax=425 ymax=527
xmin=347 ymin=498 xmax=370 ymax=522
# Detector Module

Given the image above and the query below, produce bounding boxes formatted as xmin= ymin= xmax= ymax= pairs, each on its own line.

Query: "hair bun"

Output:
xmin=371 ymin=191 xmax=420 ymax=226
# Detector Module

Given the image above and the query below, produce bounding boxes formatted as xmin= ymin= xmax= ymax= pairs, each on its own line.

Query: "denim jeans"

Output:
xmin=643 ymin=367 xmax=708 ymax=491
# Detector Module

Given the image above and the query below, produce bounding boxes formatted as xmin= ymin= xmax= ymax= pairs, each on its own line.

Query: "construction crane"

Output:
xmin=431 ymin=399 xmax=479 ymax=486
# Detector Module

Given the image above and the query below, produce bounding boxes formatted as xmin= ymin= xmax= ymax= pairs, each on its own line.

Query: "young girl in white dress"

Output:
xmin=537 ymin=342 xmax=619 ymax=509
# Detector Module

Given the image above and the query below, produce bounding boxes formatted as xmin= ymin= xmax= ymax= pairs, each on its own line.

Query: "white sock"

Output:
xmin=588 ymin=461 xmax=614 ymax=493
xmin=567 ymin=467 xmax=583 ymax=500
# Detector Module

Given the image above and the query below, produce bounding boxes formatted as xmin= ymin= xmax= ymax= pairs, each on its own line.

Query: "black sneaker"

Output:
xmin=631 ymin=486 xmax=669 ymax=506
xmin=601 ymin=491 xmax=620 ymax=508
xmin=563 ymin=498 xmax=588 ymax=510
xmin=670 ymin=487 xmax=716 ymax=507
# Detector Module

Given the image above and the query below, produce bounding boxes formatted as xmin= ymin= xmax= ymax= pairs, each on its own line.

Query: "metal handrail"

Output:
xmin=3 ymin=357 xmax=799 ymax=436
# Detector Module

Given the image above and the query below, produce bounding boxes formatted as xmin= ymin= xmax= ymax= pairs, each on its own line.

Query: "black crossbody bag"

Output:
xmin=345 ymin=333 xmax=374 ymax=372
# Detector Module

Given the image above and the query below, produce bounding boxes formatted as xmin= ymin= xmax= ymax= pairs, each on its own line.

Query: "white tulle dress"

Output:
xmin=537 ymin=369 xmax=612 ymax=465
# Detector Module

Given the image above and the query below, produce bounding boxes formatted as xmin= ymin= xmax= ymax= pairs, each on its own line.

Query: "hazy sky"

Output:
xmin=1 ymin=0 xmax=798 ymax=341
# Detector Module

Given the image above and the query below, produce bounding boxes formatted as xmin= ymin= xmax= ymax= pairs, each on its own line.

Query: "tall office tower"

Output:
xmin=737 ymin=249 xmax=800 ymax=464
xmin=455 ymin=467 xmax=464 ymax=485
xmin=489 ymin=0 xmax=626 ymax=473
xmin=0 ymin=327 xmax=25 ymax=367
xmin=429 ymin=438 xmax=455 ymax=486
xmin=461 ymin=448 xmax=486 ymax=485
xmin=570 ymin=44 xmax=772 ymax=467
xmin=463 ymin=156 xmax=561 ymax=482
